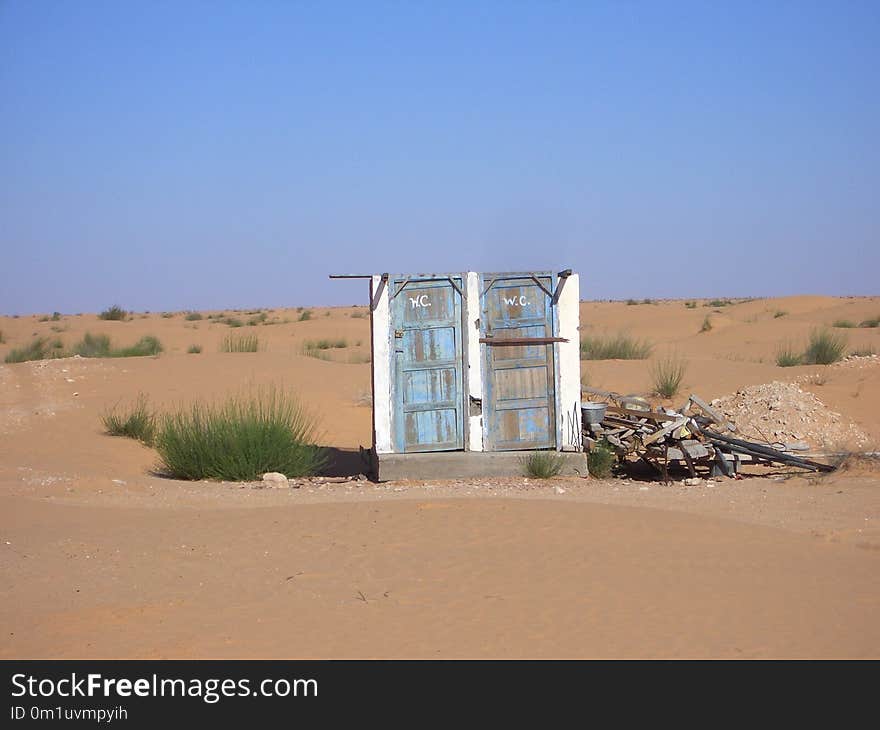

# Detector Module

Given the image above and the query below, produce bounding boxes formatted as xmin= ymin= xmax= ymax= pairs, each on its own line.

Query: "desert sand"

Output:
xmin=1 ymin=295 xmax=878 ymax=658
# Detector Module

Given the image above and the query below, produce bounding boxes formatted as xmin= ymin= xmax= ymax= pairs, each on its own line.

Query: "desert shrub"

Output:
xmin=650 ymin=354 xmax=687 ymax=398
xmin=154 ymin=387 xmax=327 ymax=480
xmin=298 ymin=310 xmax=312 ymax=321
xmin=0 ymin=330 xmax=5 ymax=344
xmin=625 ymin=299 xmax=639 ymax=305
xmin=187 ymin=344 xmax=202 ymax=354
xmin=775 ymin=343 xmax=803 ymax=367
xmin=51 ymin=311 xmax=61 ymax=321
xmin=803 ymin=328 xmax=847 ymax=365
xmin=521 ymin=450 xmax=566 ymax=479
xmin=223 ymin=317 xmax=243 ymax=327
xmin=859 ymin=316 xmax=880 ymax=328
xmin=642 ymin=298 xmax=654 ymax=305
xmin=350 ymin=310 xmax=368 ymax=319
xmin=684 ymin=301 xmax=697 ymax=309
xmin=774 ymin=310 xmax=787 ymax=318
xmin=160 ymin=312 xmax=175 ymax=318
xmin=72 ymin=333 xmax=112 ymax=357
xmin=98 ymin=305 xmax=127 ymax=321
xmin=102 ymin=394 xmax=156 ymax=445
xmin=247 ymin=312 xmax=267 ymax=326
xmin=580 ymin=333 xmax=652 ymax=360
xmin=220 ymin=334 xmax=259 ymax=352
xmin=185 ymin=312 xmax=203 ymax=321
xmin=303 ymin=338 xmax=347 ymax=350
xmin=114 ymin=336 xmax=163 ymax=357
xmin=832 ymin=319 xmax=856 ymax=328
xmin=73 ymin=333 xmax=162 ymax=358
xmin=704 ymin=299 xmax=731 ymax=308
xmin=5 ymin=337 xmax=63 ymax=363
xmin=588 ymin=441 xmax=615 ymax=478
xmin=700 ymin=315 xmax=712 ymax=333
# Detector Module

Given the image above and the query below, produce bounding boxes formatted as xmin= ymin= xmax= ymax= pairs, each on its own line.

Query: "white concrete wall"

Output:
xmin=556 ymin=274 xmax=582 ymax=451
xmin=371 ymin=275 xmax=393 ymax=454
xmin=465 ymin=272 xmax=484 ymax=451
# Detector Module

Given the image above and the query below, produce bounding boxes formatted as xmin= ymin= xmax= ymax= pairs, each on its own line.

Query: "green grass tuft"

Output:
xmin=185 ymin=312 xmax=203 ymax=321
xmin=98 ymin=305 xmax=127 ymax=321
xmin=588 ymin=441 xmax=615 ymax=478
xmin=72 ymin=333 xmax=162 ymax=358
xmin=650 ymin=354 xmax=687 ymax=398
xmin=247 ymin=312 xmax=268 ymax=326
xmin=154 ymin=387 xmax=327 ymax=481
xmin=303 ymin=338 xmax=347 ymax=350
xmin=102 ymin=394 xmax=156 ymax=445
xmin=220 ymin=334 xmax=259 ymax=352
xmin=700 ymin=315 xmax=712 ymax=333
xmin=850 ymin=346 xmax=876 ymax=357
xmin=774 ymin=310 xmax=787 ymax=318
xmin=298 ymin=310 xmax=313 ymax=321
xmin=187 ymin=344 xmax=202 ymax=354
xmin=684 ymin=301 xmax=697 ymax=309
xmin=859 ymin=316 xmax=880 ymax=328
xmin=704 ymin=299 xmax=731 ymax=307
xmin=775 ymin=343 xmax=803 ymax=367
xmin=5 ymin=337 xmax=64 ymax=363
xmin=580 ymin=333 xmax=652 ymax=360
xmin=803 ymin=328 xmax=847 ymax=365
xmin=832 ymin=319 xmax=856 ymax=328
xmin=520 ymin=451 xmax=566 ymax=479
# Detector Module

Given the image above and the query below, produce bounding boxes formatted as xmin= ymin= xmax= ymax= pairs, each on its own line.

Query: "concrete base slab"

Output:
xmin=375 ymin=450 xmax=589 ymax=481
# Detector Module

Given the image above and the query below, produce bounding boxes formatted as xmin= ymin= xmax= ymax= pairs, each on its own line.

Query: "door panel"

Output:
xmin=392 ymin=278 xmax=464 ymax=452
xmin=482 ymin=275 xmax=556 ymax=451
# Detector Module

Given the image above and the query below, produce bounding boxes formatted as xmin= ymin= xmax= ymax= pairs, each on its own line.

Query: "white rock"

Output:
xmin=554 ymin=486 xmax=566 ymax=495
xmin=261 ymin=472 xmax=289 ymax=487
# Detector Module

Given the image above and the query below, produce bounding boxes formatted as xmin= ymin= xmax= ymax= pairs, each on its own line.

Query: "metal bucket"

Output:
xmin=582 ymin=401 xmax=607 ymax=424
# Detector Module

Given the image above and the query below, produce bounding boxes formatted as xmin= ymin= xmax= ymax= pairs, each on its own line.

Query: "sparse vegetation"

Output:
xmin=350 ymin=310 xmax=368 ymax=319
xmin=298 ymin=310 xmax=313 ymax=321
xmin=704 ymin=299 xmax=732 ymax=308
xmin=684 ymin=301 xmax=697 ymax=309
xmin=4 ymin=337 xmax=64 ymax=363
xmin=580 ymin=333 xmax=652 ymax=360
xmin=154 ymin=387 xmax=327 ymax=481
xmin=99 ymin=305 xmax=127 ymax=321
xmin=775 ymin=343 xmax=803 ymax=367
xmin=650 ymin=354 xmax=687 ymax=398
xmin=223 ymin=317 xmax=244 ymax=327
xmin=803 ymin=328 xmax=847 ymax=365
xmin=0 ymin=330 xmax=4 ymax=344
xmin=625 ymin=299 xmax=639 ymax=306
xmin=588 ymin=441 xmax=615 ymax=478
xmin=185 ymin=312 xmax=203 ymax=321
xmin=220 ymin=334 xmax=259 ymax=353
xmin=247 ymin=312 xmax=267 ymax=326
xmin=187 ymin=344 xmax=202 ymax=354
xmin=521 ymin=450 xmax=566 ymax=479
xmin=102 ymin=394 xmax=157 ymax=445
xmin=832 ymin=319 xmax=856 ymax=328
xmin=700 ymin=315 xmax=712 ymax=333
xmin=774 ymin=310 xmax=787 ymax=318
xmin=859 ymin=316 xmax=880 ymax=328
xmin=72 ymin=333 xmax=163 ymax=358
xmin=303 ymin=338 xmax=347 ymax=350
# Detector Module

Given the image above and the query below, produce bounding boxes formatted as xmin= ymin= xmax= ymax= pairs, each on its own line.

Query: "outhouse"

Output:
xmin=331 ymin=270 xmax=586 ymax=480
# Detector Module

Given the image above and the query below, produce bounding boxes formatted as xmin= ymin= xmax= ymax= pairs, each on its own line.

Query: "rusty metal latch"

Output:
xmin=394 ymin=329 xmax=404 ymax=338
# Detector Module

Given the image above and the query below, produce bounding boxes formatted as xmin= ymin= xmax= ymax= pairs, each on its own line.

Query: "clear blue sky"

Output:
xmin=1 ymin=1 xmax=878 ymax=313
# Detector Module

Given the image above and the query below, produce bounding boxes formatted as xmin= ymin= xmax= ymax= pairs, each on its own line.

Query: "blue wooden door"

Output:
xmin=481 ymin=274 xmax=557 ymax=451
xmin=391 ymin=277 xmax=465 ymax=452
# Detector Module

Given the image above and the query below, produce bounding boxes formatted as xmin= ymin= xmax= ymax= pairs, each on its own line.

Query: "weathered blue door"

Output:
xmin=391 ymin=276 xmax=465 ymax=452
xmin=481 ymin=273 xmax=557 ymax=450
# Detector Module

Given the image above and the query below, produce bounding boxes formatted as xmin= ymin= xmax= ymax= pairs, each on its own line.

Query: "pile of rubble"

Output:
xmin=709 ymin=381 xmax=870 ymax=451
